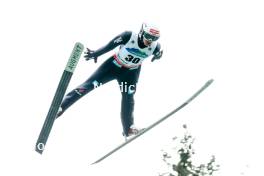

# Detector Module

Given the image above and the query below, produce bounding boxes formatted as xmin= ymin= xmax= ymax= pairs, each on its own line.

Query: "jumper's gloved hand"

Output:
xmin=84 ymin=48 xmax=98 ymax=63
xmin=151 ymin=50 xmax=163 ymax=62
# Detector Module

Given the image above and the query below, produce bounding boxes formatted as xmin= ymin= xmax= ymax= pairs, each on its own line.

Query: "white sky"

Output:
xmin=0 ymin=0 xmax=263 ymax=175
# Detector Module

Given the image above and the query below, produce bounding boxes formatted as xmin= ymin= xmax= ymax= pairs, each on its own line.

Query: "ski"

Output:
xmin=35 ymin=42 xmax=84 ymax=154
xmin=91 ymin=79 xmax=214 ymax=164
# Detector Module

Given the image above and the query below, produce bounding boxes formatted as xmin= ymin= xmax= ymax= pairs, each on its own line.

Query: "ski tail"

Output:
xmin=91 ymin=79 xmax=214 ymax=164
xmin=35 ymin=42 xmax=84 ymax=154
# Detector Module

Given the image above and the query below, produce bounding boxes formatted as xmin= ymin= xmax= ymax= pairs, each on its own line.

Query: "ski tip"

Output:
xmin=206 ymin=79 xmax=214 ymax=86
xmin=75 ymin=42 xmax=84 ymax=49
xmin=90 ymin=159 xmax=101 ymax=165
xmin=208 ymin=79 xmax=214 ymax=83
xmin=90 ymin=162 xmax=97 ymax=165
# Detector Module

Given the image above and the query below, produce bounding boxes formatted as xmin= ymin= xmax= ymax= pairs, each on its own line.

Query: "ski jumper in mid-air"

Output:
xmin=56 ymin=23 xmax=163 ymax=138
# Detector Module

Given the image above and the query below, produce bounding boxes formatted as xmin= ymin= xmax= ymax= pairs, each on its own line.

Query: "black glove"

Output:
xmin=151 ymin=50 xmax=163 ymax=62
xmin=84 ymin=48 xmax=98 ymax=63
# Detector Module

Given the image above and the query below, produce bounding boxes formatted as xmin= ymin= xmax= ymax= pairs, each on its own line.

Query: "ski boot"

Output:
xmin=124 ymin=125 xmax=145 ymax=141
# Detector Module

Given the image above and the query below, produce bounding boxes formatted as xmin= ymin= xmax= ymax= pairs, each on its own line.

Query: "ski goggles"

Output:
xmin=143 ymin=32 xmax=159 ymax=42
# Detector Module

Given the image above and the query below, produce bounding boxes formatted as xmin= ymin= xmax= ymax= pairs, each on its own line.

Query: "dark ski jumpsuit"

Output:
xmin=58 ymin=31 xmax=161 ymax=136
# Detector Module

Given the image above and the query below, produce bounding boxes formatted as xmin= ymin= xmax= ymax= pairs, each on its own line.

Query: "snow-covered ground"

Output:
xmin=0 ymin=0 xmax=263 ymax=175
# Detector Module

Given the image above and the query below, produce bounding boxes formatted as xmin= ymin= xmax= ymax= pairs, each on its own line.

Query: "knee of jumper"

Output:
xmin=74 ymin=79 xmax=103 ymax=96
xmin=74 ymin=87 xmax=88 ymax=96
